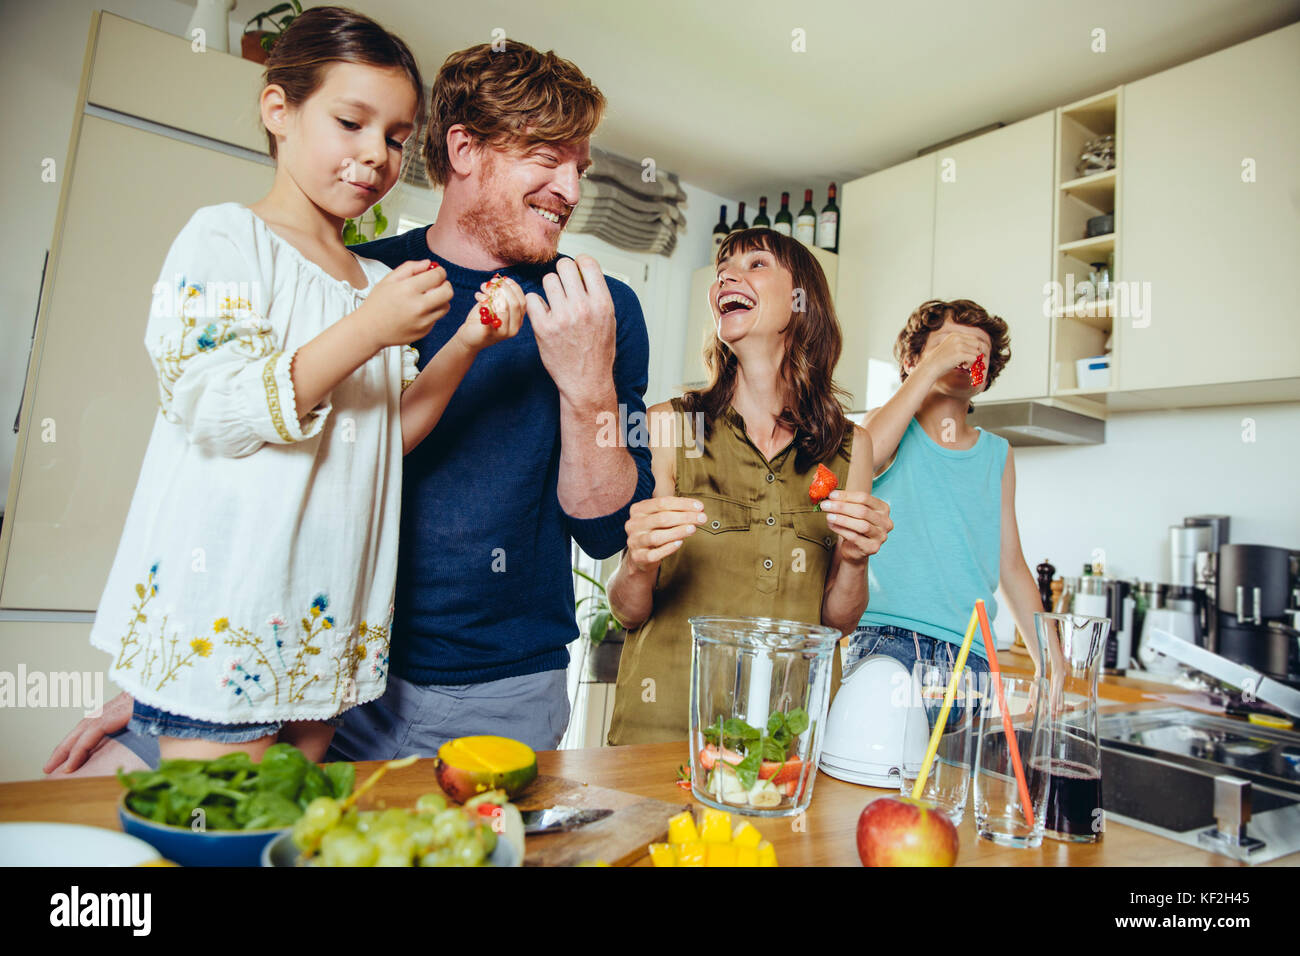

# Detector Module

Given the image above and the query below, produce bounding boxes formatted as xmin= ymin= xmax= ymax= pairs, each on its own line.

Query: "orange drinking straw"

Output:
xmin=975 ymin=599 xmax=1035 ymax=827
xmin=910 ymin=607 xmax=977 ymax=800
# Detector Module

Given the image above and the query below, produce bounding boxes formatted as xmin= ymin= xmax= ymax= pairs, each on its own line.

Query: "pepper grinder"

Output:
xmin=1036 ymin=559 xmax=1056 ymax=611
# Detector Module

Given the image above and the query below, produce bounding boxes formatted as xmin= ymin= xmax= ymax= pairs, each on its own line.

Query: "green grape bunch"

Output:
xmin=291 ymin=789 xmax=507 ymax=867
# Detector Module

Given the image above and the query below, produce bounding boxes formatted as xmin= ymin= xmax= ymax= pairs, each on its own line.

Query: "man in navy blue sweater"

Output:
xmin=321 ymin=42 xmax=653 ymax=756
xmin=44 ymin=40 xmax=652 ymax=775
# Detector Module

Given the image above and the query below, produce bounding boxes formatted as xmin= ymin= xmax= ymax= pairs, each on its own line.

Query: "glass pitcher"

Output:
xmin=1034 ymin=612 xmax=1111 ymax=843
xmin=689 ymin=616 xmax=841 ymax=817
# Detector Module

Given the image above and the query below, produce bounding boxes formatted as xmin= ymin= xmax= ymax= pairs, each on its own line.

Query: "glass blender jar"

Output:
xmin=689 ymin=616 xmax=840 ymax=817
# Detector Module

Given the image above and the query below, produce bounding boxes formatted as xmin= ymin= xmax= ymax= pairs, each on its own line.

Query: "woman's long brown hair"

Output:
xmin=682 ymin=228 xmax=850 ymax=473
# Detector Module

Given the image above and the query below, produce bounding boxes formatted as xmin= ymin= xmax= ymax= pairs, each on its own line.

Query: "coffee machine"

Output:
xmin=1215 ymin=544 xmax=1300 ymax=689
xmin=1171 ymin=514 xmax=1230 ymax=650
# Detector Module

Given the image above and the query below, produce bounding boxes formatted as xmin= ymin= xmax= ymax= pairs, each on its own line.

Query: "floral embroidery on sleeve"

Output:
xmin=400 ymin=345 xmax=420 ymax=394
xmin=149 ymin=277 xmax=277 ymax=421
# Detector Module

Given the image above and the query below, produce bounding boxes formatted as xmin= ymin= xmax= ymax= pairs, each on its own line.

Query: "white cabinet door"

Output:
xmin=835 ymin=155 xmax=937 ymax=412
xmin=932 ymin=112 xmax=1055 ymax=403
xmin=1119 ymin=23 xmax=1300 ymax=390
xmin=1 ymin=116 xmax=272 ymax=609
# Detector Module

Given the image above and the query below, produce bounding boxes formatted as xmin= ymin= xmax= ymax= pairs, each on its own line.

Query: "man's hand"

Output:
xmin=525 ymin=255 xmax=617 ymax=407
xmin=44 ymin=690 xmax=132 ymax=775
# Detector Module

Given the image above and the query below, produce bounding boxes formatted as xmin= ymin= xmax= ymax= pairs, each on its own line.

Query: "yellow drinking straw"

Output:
xmin=910 ymin=606 xmax=978 ymax=800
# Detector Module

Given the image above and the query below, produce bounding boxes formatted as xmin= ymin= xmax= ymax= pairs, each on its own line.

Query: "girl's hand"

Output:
xmin=362 ymin=259 xmax=453 ymax=351
xmin=818 ymin=490 xmax=892 ymax=565
xmin=917 ymin=328 xmax=987 ymax=385
xmin=456 ymin=274 xmax=526 ymax=352
xmin=624 ymin=496 xmax=708 ymax=576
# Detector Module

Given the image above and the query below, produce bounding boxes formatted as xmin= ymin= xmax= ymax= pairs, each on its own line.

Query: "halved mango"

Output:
xmin=434 ymin=735 xmax=537 ymax=803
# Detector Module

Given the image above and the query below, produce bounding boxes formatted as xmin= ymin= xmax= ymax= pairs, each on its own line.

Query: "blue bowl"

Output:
xmin=117 ymin=794 xmax=289 ymax=867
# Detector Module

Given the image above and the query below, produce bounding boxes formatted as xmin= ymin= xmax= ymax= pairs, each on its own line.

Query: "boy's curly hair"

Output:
xmin=894 ymin=299 xmax=1010 ymax=410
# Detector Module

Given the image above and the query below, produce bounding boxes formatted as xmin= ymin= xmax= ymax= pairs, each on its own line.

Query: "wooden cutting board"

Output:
xmin=513 ymin=774 xmax=688 ymax=867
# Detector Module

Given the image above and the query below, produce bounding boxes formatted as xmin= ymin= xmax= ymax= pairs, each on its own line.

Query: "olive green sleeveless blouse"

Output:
xmin=607 ymin=398 xmax=851 ymax=746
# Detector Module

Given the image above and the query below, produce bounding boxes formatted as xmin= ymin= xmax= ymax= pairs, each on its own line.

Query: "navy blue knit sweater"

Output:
xmin=352 ymin=227 xmax=654 ymax=684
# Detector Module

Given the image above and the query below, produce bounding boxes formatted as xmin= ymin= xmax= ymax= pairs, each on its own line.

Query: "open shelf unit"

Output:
xmin=1050 ymin=88 xmax=1121 ymax=395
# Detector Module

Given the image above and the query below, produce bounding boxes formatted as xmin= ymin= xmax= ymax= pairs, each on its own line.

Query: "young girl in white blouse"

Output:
xmin=89 ymin=7 xmax=525 ymax=763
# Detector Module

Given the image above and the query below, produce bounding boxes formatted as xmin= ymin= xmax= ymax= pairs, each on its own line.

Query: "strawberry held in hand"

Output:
xmin=808 ymin=464 xmax=838 ymax=509
xmin=969 ymin=353 xmax=986 ymax=388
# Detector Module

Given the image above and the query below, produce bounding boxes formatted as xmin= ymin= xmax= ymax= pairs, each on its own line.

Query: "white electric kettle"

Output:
xmin=819 ymin=654 xmax=928 ymax=787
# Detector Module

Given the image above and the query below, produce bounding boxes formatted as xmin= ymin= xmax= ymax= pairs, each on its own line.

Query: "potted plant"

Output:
xmin=342 ymin=204 xmax=388 ymax=246
xmin=241 ymin=0 xmax=302 ymax=63
xmin=574 ymin=568 xmax=626 ymax=683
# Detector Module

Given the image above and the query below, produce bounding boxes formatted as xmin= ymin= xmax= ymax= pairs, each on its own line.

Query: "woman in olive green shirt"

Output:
xmin=606 ymin=228 xmax=893 ymax=745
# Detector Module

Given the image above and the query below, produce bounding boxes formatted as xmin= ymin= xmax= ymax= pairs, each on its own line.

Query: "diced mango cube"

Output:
xmin=700 ymin=807 xmax=733 ymax=843
xmin=667 ymin=810 xmax=699 ymax=845
xmin=707 ymin=842 xmax=738 ymax=867
xmin=648 ymin=843 xmax=676 ymax=867
xmin=732 ymin=821 xmax=762 ymax=848
xmin=736 ymin=846 xmax=760 ymax=867
xmin=757 ymin=840 xmax=778 ymax=867
xmin=675 ymin=842 xmax=707 ymax=867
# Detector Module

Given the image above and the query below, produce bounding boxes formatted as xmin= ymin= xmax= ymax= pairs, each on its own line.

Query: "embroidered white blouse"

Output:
xmin=89 ymin=203 xmax=420 ymax=723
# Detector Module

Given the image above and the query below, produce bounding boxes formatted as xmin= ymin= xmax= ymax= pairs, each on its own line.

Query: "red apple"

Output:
xmin=856 ymin=796 xmax=959 ymax=866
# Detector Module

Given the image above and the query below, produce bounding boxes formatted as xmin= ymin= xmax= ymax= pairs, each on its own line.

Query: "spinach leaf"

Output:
xmin=785 ymin=707 xmax=810 ymax=735
xmin=731 ymin=749 xmax=762 ymax=790
xmin=324 ymin=762 xmax=355 ymax=800
xmin=760 ymin=735 xmax=788 ymax=762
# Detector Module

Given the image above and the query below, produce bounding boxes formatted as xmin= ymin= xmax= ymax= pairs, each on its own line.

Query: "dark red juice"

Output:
xmin=1035 ymin=756 xmax=1103 ymax=839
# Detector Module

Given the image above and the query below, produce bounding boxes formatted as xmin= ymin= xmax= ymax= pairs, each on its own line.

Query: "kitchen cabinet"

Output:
xmin=835 ymin=155 xmax=936 ymax=413
xmin=835 ymin=113 xmax=1054 ymax=413
xmin=1118 ymin=22 xmax=1300 ymax=393
xmin=931 ymin=111 xmax=1055 ymax=403
xmin=0 ymin=13 xmax=272 ymax=611
xmin=679 ymin=245 xmax=837 ymax=393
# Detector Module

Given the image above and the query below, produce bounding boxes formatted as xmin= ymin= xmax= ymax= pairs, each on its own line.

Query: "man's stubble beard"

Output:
xmin=459 ymin=159 xmax=562 ymax=267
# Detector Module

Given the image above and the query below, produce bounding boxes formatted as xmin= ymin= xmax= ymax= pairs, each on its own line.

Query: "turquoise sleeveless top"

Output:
xmin=858 ymin=418 xmax=1009 ymax=659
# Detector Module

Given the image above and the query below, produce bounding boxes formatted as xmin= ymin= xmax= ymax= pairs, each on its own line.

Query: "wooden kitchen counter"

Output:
xmin=0 ymin=653 xmax=1290 ymax=866
xmin=0 ymin=738 xmax=1294 ymax=866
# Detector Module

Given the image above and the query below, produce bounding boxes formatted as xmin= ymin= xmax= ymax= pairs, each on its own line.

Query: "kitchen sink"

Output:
xmin=1098 ymin=707 xmax=1300 ymax=863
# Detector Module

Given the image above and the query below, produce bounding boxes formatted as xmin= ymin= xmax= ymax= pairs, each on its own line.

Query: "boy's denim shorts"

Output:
xmin=129 ymin=700 xmax=343 ymax=744
xmin=845 ymin=624 xmax=990 ymax=728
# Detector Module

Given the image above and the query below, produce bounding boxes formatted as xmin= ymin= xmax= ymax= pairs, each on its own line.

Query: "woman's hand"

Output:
xmin=818 ymin=490 xmax=892 ymax=564
xmin=456 ymin=275 xmax=527 ymax=352
xmin=623 ymin=496 xmax=708 ymax=576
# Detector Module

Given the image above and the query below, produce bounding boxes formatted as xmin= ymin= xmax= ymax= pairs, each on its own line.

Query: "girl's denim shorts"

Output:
xmin=129 ymin=700 xmax=342 ymax=744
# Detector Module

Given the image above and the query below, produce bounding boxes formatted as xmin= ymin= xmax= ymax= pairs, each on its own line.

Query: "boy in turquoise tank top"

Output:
xmin=848 ymin=299 xmax=1043 ymax=681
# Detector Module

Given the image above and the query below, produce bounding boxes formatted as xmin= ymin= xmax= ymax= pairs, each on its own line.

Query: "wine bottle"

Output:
xmin=712 ymin=205 xmax=728 ymax=253
xmin=752 ymin=196 xmax=771 ymax=228
xmin=794 ymin=189 xmax=816 ymax=244
xmin=773 ymin=192 xmax=793 ymax=236
xmin=731 ymin=201 xmax=748 ymax=232
xmin=816 ymin=182 xmax=839 ymax=253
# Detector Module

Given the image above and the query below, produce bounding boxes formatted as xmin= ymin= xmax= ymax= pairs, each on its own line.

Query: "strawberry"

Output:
xmin=760 ymin=757 xmax=805 ymax=786
xmin=969 ymin=353 xmax=986 ymax=387
xmin=808 ymin=464 xmax=838 ymax=509
xmin=699 ymin=744 xmax=744 ymax=771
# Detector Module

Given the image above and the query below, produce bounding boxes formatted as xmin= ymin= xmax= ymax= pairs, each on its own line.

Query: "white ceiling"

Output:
xmin=297 ymin=0 xmax=1300 ymax=200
